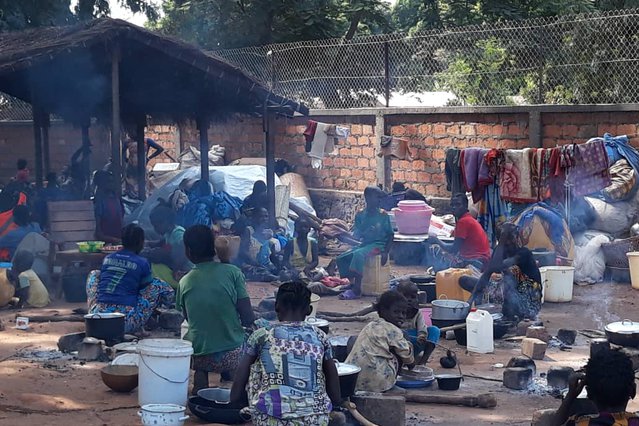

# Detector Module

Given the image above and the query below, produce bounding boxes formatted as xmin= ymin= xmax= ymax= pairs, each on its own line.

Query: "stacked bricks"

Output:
xmin=273 ymin=117 xmax=378 ymax=191
xmin=542 ymin=111 xmax=639 ymax=148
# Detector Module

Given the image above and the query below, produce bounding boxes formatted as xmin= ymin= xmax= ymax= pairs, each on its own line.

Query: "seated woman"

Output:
xmin=230 ymin=280 xmax=340 ymax=425
xmin=177 ymin=225 xmax=254 ymax=394
xmin=0 ymin=205 xmax=42 ymax=261
xmin=237 ymin=207 xmax=284 ymax=282
xmin=145 ymin=205 xmax=192 ymax=289
xmin=424 ymin=193 xmax=491 ymax=272
xmin=86 ymin=224 xmax=174 ymax=334
xmin=458 ymin=223 xmax=542 ymax=320
xmin=335 ymin=186 xmax=393 ymax=300
xmin=346 ymin=290 xmax=414 ymax=392
xmin=285 ymin=217 xmax=319 ymax=278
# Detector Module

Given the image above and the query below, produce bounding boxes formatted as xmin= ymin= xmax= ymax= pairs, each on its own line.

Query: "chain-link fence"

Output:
xmin=215 ymin=9 xmax=639 ymax=109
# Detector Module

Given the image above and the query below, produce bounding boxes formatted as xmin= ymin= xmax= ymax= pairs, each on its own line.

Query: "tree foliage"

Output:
xmin=153 ymin=0 xmax=391 ymax=49
xmin=0 ymin=0 xmax=158 ymax=32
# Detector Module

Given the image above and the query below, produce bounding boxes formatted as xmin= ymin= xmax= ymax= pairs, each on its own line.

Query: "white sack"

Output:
xmin=573 ymin=234 xmax=609 ymax=284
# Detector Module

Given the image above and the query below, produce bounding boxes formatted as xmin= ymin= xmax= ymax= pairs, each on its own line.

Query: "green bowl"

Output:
xmin=77 ymin=241 xmax=105 ymax=253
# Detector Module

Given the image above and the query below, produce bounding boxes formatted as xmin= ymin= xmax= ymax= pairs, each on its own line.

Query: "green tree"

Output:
xmin=154 ymin=0 xmax=391 ymax=49
xmin=0 ymin=0 xmax=158 ymax=32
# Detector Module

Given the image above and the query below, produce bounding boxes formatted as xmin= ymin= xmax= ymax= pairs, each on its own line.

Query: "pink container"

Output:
xmin=392 ymin=200 xmax=434 ymax=235
xmin=420 ymin=308 xmax=432 ymax=326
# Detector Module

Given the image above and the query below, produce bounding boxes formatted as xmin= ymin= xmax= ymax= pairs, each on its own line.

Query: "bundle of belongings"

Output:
xmin=378 ymin=136 xmax=415 ymax=160
xmin=445 ymin=134 xmax=639 ymax=249
xmin=303 ymin=120 xmax=349 ymax=169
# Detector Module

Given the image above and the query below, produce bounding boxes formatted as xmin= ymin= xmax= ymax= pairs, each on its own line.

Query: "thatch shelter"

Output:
xmin=0 ymin=18 xmax=306 ymax=215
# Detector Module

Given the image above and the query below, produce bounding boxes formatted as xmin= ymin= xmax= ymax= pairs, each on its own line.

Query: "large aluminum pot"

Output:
xmin=431 ymin=299 xmax=470 ymax=321
xmin=605 ymin=320 xmax=639 ymax=348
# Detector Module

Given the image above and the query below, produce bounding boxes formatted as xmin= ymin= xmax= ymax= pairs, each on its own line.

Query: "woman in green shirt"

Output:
xmin=177 ymin=225 xmax=255 ymax=394
xmin=335 ymin=186 xmax=394 ymax=300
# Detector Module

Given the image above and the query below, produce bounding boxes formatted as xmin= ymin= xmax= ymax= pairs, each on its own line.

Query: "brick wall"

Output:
xmin=145 ymin=109 xmax=639 ymax=198
xmin=6 ymin=107 xmax=639 ymax=199
xmin=542 ymin=111 xmax=639 ymax=147
xmin=0 ymin=121 xmax=110 ymax=184
xmin=385 ymin=113 xmax=529 ymax=196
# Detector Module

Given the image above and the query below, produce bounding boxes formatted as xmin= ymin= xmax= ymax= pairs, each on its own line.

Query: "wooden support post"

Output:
xmin=81 ymin=122 xmax=91 ymax=187
xmin=111 ymin=45 xmax=122 ymax=196
xmin=32 ymin=107 xmax=44 ymax=189
xmin=529 ymin=111 xmax=542 ymax=148
xmin=42 ymin=111 xmax=51 ymax=176
xmin=263 ymin=108 xmax=276 ymax=228
xmin=375 ymin=112 xmax=391 ymax=190
xmin=196 ymin=115 xmax=209 ymax=181
xmin=136 ymin=120 xmax=146 ymax=201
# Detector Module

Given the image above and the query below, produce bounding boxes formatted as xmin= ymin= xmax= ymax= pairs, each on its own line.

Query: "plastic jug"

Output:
xmin=362 ymin=255 xmax=391 ymax=296
xmin=466 ymin=309 xmax=494 ymax=354
xmin=435 ymin=268 xmax=473 ymax=301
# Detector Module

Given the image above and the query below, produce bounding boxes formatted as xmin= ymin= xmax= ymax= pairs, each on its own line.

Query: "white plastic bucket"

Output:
xmin=539 ymin=268 xmax=546 ymax=304
xmin=180 ymin=321 xmax=188 ymax=339
xmin=541 ymin=266 xmax=574 ymax=303
xmin=466 ymin=310 xmax=494 ymax=354
xmin=138 ymin=339 xmax=193 ymax=407
xmin=627 ymin=252 xmax=639 ymax=290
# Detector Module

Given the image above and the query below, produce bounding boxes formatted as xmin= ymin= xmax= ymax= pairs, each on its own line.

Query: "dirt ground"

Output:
xmin=0 ymin=266 xmax=638 ymax=426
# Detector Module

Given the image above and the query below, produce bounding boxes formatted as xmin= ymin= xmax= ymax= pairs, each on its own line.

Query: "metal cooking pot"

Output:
xmin=305 ymin=317 xmax=330 ymax=334
xmin=605 ymin=320 xmax=639 ymax=348
xmin=431 ymin=299 xmax=470 ymax=321
xmin=336 ymin=362 xmax=361 ymax=399
xmin=84 ymin=312 xmax=125 ymax=346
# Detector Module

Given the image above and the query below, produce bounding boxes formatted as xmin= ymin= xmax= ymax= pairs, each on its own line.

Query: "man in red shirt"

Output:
xmin=424 ymin=193 xmax=491 ymax=271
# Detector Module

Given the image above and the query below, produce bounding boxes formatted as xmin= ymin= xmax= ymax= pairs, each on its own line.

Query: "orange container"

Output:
xmin=435 ymin=268 xmax=473 ymax=301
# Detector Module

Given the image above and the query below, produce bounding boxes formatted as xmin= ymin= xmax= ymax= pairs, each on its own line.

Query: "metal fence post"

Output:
xmin=384 ymin=41 xmax=390 ymax=108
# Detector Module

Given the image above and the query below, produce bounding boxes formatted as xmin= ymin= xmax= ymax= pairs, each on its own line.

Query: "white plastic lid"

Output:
xmin=137 ymin=338 xmax=193 ymax=357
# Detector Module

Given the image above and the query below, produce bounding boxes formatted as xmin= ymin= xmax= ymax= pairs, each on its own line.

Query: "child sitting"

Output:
xmin=230 ymin=280 xmax=340 ymax=426
xmin=285 ymin=217 xmax=319 ymax=278
xmin=396 ymin=281 xmax=440 ymax=364
xmin=146 ymin=205 xmax=192 ymax=289
xmin=346 ymin=290 xmax=414 ymax=392
xmin=9 ymin=250 xmax=49 ymax=308
xmin=554 ymin=350 xmax=638 ymax=426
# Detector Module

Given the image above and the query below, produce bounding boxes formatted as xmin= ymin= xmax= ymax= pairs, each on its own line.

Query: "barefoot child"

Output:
xmin=285 ymin=217 xmax=319 ymax=278
xmin=346 ymin=290 xmax=414 ymax=392
xmin=231 ymin=280 xmax=340 ymax=426
xmin=9 ymin=250 xmax=49 ymax=308
xmin=396 ymin=281 xmax=440 ymax=364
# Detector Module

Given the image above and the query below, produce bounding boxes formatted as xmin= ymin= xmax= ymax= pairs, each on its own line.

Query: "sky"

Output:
xmin=69 ymin=0 xmax=157 ymax=26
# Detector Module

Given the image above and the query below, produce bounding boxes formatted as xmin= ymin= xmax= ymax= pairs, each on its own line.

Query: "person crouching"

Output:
xmin=346 ymin=290 xmax=414 ymax=392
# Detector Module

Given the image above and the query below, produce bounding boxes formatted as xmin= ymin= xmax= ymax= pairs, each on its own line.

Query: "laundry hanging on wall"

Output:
xmin=378 ymin=136 xmax=415 ymax=160
xmin=303 ymin=120 xmax=349 ymax=169
xmin=443 ymin=136 xmax=628 ymax=246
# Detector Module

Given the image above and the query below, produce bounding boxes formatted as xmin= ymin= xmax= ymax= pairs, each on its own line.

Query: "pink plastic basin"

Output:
xmin=393 ymin=201 xmax=434 ymax=235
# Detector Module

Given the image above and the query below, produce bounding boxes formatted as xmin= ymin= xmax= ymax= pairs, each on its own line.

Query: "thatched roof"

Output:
xmin=0 ymin=18 xmax=307 ymax=124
